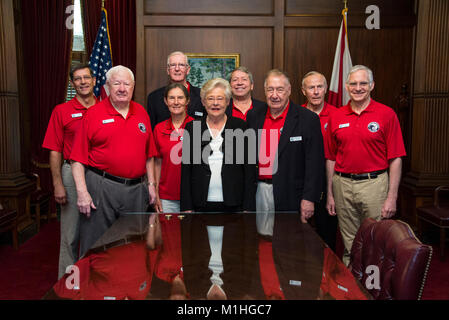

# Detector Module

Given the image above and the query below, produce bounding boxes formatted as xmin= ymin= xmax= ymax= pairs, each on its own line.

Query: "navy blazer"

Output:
xmin=246 ymin=101 xmax=324 ymax=211
xmin=180 ymin=116 xmax=257 ymax=211
xmin=146 ymin=83 xmax=206 ymax=131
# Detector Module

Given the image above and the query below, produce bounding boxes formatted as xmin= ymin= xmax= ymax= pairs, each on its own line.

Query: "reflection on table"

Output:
xmin=43 ymin=212 xmax=371 ymax=300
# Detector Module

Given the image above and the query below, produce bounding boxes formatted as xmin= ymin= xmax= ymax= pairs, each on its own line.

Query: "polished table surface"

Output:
xmin=44 ymin=212 xmax=371 ymax=300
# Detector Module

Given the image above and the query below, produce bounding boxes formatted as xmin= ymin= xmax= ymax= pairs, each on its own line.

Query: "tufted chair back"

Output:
xmin=349 ymin=218 xmax=432 ymax=300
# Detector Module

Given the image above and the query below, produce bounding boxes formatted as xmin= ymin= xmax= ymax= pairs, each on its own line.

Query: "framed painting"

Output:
xmin=185 ymin=53 xmax=240 ymax=88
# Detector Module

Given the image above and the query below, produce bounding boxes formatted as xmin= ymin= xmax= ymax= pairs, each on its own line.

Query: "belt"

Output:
xmin=89 ymin=234 xmax=145 ymax=254
xmin=88 ymin=166 xmax=144 ymax=186
xmin=335 ymin=169 xmax=387 ymax=180
xmin=258 ymin=178 xmax=273 ymax=184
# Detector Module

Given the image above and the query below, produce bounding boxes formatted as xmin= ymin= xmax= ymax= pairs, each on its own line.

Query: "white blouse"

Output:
xmin=206 ymin=122 xmax=225 ymax=202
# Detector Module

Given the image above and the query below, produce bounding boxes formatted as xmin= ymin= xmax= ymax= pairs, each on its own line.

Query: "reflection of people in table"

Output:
xmin=225 ymin=66 xmax=266 ymax=121
xmin=180 ymin=78 xmax=258 ymax=299
xmin=46 ymin=214 xmax=156 ymax=300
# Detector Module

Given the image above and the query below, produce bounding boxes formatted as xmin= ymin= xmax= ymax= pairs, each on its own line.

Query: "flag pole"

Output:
xmin=102 ymin=0 xmax=105 ymax=9
xmin=343 ymin=0 xmax=347 ymax=9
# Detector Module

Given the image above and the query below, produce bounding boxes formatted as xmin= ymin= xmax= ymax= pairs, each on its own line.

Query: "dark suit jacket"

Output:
xmin=180 ymin=116 xmax=257 ymax=211
xmin=246 ymin=101 xmax=324 ymax=211
xmin=225 ymin=98 xmax=266 ymax=118
xmin=146 ymin=83 xmax=206 ymax=131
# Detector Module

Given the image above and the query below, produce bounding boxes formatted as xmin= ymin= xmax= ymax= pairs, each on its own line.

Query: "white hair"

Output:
xmin=346 ymin=65 xmax=374 ymax=84
xmin=167 ymin=51 xmax=189 ymax=66
xmin=105 ymin=65 xmax=135 ymax=83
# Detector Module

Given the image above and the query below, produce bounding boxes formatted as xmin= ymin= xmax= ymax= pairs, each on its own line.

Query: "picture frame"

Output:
xmin=185 ymin=53 xmax=240 ymax=88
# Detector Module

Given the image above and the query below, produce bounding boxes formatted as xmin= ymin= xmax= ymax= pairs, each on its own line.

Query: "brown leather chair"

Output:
xmin=0 ymin=203 xmax=19 ymax=249
xmin=417 ymin=186 xmax=449 ymax=261
xmin=349 ymin=218 xmax=432 ymax=300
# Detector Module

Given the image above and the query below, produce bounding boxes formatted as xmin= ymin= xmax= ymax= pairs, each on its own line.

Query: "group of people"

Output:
xmin=42 ymin=50 xmax=406 ymax=298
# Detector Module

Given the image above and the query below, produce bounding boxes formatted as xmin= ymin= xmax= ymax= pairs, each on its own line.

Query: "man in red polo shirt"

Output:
xmin=70 ymin=65 xmax=158 ymax=257
xmin=42 ymin=64 xmax=97 ymax=279
xmin=325 ymin=65 xmax=406 ymax=265
xmin=301 ymin=71 xmax=338 ymax=252
xmin=225 ymin=66 xmax=266 ymax=121
xmin=246 ymin=69 xmax=324 ymax=299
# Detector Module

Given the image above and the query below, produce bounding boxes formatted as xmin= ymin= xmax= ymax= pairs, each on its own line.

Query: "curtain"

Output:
xmin=82 ymin=0 xmax=136 ymax=75
xmin=21 ymin=0 xmax=73 ymax=200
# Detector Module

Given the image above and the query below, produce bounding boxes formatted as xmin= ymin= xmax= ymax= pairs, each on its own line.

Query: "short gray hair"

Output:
xmin=346 ymin=65 xmax=374 ymax=84
xmin=264 ymin=69 xmax=291 ymax=88
xmin=105 ymin=65 xmax=135 ymax=83
xmin=167 ymin=51 xmax=189 ymax=66
xmin=301 ymin=71 xmax=328 ymax=89
xmin=229 ymin=66 xmax=254 ymax=84
xmin=201 ymin=78 xmax=232 ymax=101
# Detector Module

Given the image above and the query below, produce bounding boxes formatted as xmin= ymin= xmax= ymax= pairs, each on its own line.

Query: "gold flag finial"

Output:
xmin=344 ymin=0 xmax=348 ymax=9
xmin=102 ymin=0 xmax=105 ymax=9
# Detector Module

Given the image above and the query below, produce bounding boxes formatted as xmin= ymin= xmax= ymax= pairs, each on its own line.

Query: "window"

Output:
xmin=66 ymin=0 xmax=86 ymax=101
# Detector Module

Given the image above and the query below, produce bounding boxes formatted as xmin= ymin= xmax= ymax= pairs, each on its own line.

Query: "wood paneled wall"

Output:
xmin=135 ymin=0 xmax=416 ymax=108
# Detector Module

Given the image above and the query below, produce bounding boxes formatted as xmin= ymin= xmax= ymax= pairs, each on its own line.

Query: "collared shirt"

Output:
xmin=42 ymin=97 xmax=98 ymax=160
xmin=70 ymin=97 xmax=157 ymax=179
xmin=232 ymin=101 xmax=253 ymax=121
xmin=302 ymin=102 xmax=337 ymax=142
xmin=259 ymin=102 xmax=290 ymax=179
xmin=153 ymin=115 xmax=193 ymax=200
xmin=325 ymin=99 xmax=406 ymax=174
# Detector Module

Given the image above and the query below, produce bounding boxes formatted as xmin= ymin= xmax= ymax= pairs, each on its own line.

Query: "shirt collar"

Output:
xmin=266 ymin=101 xmax=290 ymax=120
xmin=72 ymin=96 xmax=97 ymax=110
xmin=105 ymin=97 xmax=136 ymax=117
xmin=164 ymin=114 xmax=193 ymax=133
xmin=344 ymin=98 xmax=376 ymax=115
xmin=302 ymin=102 xmax=329 ymax=117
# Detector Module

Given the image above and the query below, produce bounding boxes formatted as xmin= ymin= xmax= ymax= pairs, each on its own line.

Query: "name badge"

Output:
xmin=289 ymin=280 xmax=302 ymax=287
xmin=194 ymin=111 xmax=203 ymax=117
xmin=339 ymin=123 xmax=350 ymax=129
xmin=102 ymin=119 xmax=114 ymax=124
xmin=290 ymin=136 xmax=302 ymax=142
xmin=71 ymin=113 xmax=82 ymax=118
xmin=337 ymin=285 xmax=348 ymax=292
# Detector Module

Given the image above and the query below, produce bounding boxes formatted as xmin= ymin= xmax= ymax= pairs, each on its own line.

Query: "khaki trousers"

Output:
xmin=332 ymin=172 xmax=388 ymax=266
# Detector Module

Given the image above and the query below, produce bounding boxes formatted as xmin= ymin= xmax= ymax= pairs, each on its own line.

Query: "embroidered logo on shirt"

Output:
xmin=102 ymin=119 xmax=114 ymax=124
xmin=339 ymin=123 xmax=350 ymax=129
xmin=138 ymin=123 xmax=146 ymax=133
xmin=367 ymin=122 xmax=380 ymax=133
xmin=71 ymin=113 xmax=82 ymax=118
xmin=139 ymin=280 xmax=147 ymax=291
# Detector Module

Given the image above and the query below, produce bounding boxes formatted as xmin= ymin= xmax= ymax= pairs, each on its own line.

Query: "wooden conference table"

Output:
xmin=43 ymin=212 xmax=371 ymax=300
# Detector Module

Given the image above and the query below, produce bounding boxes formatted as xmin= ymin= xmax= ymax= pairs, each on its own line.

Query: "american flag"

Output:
xmin=88 ymin=8 xmax=113 ymax=100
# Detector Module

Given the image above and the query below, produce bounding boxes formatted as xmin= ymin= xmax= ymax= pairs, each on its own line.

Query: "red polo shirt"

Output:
xmin=258 ymin=102 xmax=290 ymax=179
xmin=232 ymin=101 xmax=253 ymax=121
xmin=153 ymin=116 xmax=193 ymax=200
xmin=70 ymin=97 xmax=157 ymax=179
xmin=325 ymin=99 xmax=406 ymax=174
xmin=52 ymin=241 xmax=153 ymax=300
xmin=42 ymin=97 xmax=97 ymax=160
xmin=302 ymin=102 xmax=337 ymax=142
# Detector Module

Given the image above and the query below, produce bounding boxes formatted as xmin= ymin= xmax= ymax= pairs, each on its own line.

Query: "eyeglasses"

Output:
xmin=168 ymin=63 xmax=188 ymax=69
xmin=348 ymin=82 xmax=370 ymax=88
xmin=265 ymin=87 xmax=287 ymax=94
xmin=206 ymin=96 xmax=225 ymax=103
xmin=73 ymin=75 xmax=93 ymax=82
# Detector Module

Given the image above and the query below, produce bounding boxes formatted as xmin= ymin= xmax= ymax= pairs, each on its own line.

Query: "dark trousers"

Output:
xmin=181 ymin=202 xmax=262 ymax=299
xmin=313 ymin=191 xmax=338 ymax=252
xmin=79 ymin=169 xmax=149 ymax=258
